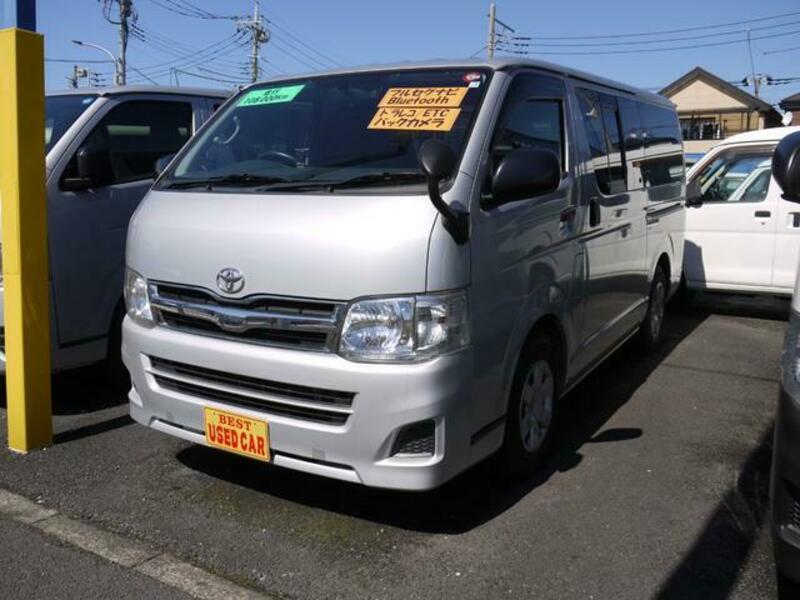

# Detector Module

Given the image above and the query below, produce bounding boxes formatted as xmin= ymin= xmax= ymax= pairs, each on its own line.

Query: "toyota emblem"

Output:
xmin=216 ymin=267 xmax=245 ymax=294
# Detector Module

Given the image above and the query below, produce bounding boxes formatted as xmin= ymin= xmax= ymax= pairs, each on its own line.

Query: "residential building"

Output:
xmin=660 ymin=66 xmax=782 ymax=153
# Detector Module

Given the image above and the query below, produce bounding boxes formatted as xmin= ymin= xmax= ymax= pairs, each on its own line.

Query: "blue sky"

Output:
xmin=37 ymin=0 xmax=800 ymax=109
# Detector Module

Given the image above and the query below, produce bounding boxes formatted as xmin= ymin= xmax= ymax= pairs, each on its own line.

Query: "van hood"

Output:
xmin=127 ymin=189 xmax=439 ymax=301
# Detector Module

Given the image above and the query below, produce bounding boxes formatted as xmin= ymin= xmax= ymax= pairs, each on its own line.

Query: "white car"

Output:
xmin=684 ymin=126 xmax=800 ymax=296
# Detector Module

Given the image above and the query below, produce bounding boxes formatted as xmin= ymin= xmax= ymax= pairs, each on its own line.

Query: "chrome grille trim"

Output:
xmin=148 ymin=356 xmax=355 ymax=425
xmin=149 ymin=282 xmax=344 ymax=352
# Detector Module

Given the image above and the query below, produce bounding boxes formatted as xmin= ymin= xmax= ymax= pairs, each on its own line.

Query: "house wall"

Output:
xmin=684 ymin=139 xmax=720 ymax=153
xmin=667 ymin=80 xmax=747 ymax=112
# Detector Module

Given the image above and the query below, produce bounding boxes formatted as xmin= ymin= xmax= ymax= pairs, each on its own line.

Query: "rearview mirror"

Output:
xmin=417 ymin=139 xmax=469 ymax=245
xmin=61 ymin=146 xmax=113 ymax=191
xmin=155 ymin=153 xmax=177 ymax=178
xmin=685 ymin=178 xmax=703 ymax=207
xmin=773 ymin=131 xmax=800 ymax=203
xmin=490 ymin=148 xmax=561 ymax=206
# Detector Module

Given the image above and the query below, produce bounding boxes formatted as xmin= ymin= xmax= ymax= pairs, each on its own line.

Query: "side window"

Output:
xmin=68 ymin=100 xmax=193 ymax=186
xmin=599 ymin=93 xmax=626 ymax=194
xmin=618 ymin=98 xmax=643 ymax=154
xmin=489 ymin=73 xmax=567 ymax=177
xmin=577 ymin=90 xmax=610 ymax=194
xmin=695 ymin=151 xmax=773 ymax=203
xmin=577 ymin=89 xmax=626 ymax=195
xmin=640 ymin=103 xmax=684 ymax=190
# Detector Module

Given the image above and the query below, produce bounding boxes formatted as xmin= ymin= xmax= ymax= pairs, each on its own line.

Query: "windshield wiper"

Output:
xmin=258 ymin=172 xmax=426 ymax=192
xmin=164 ymin=173 xmax=288 ymax=190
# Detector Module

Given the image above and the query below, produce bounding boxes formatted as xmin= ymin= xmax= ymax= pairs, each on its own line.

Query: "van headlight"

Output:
xmin=124 ymin=267 xmax=154 ymax=327
xmin=338 ymin=290 xmax=470 ymax=362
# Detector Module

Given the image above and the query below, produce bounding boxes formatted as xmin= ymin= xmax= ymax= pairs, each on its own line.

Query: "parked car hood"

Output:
xmin=126 ymin=189 xmax=439 ymax=301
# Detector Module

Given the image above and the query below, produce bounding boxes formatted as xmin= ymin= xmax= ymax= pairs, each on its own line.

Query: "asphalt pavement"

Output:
xmin=0 ymin=293 xmax=791 ymax=599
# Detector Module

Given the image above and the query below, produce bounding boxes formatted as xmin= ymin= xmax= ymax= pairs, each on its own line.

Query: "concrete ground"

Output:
xmin=0 ymin=293 xmax=792 ymax=599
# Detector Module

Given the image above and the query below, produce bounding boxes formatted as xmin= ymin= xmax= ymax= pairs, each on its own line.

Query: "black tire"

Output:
xmin=639 ymin=266 xmax=668 ymax=353
xmin=495 ymin=334 xmax=560 ymax=480
xmin=104 ymin=304 xmax=131 ymax=393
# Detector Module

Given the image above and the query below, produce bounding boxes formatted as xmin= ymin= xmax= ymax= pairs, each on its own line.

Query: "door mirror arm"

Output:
xmin=418 ymin=139 xmax=469 ymax=245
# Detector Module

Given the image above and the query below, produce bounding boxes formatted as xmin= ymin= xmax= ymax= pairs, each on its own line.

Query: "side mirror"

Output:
xmin=685 ymin=178 xmax=703 ymax=207
xmin=418 ymin=139 xmax=469 ymax=245
xmin=490 ymin=148 xmax=561 ymax=206
xmin=61 ymin=146 xmax=113 ymax=191
xmin=155 ymin=153 xmax=177 ymax=178
xmin=773 ymin=131 xmax=800 ymax=203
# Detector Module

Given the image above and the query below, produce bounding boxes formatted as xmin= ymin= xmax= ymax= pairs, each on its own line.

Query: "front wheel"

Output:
xmin=639 ymin=267 xmax=668 ymax=352
xmin=495 ymin=335 xmax=560 ymax=480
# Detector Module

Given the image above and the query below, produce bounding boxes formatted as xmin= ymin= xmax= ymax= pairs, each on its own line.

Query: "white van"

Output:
xmin=684 ymin=126 xmax=800 ymax=296
xmin=123 ymin=60 xmax=687 ymax=490
xmin=1 ymin=86 xmax=227 ymax=379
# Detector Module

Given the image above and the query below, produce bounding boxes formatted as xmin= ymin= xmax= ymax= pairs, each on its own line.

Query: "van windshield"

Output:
xmin=160 ymin=68 xmax=491 ymax=193
xmin=45 ymin=94 xmax=97 ymax=153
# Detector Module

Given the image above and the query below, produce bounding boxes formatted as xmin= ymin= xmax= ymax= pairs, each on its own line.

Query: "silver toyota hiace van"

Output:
xmin=1 ymin=86 xmax=226 ymax=379
xmin=123 ymin=60 xmax=687 ymax=490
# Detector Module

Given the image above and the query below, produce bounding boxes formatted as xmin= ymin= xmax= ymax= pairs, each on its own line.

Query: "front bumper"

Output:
xmin=123 ymin=317 xmax=476 ymax=490
xmin=772 ymin=386 xmax=800 ymax=580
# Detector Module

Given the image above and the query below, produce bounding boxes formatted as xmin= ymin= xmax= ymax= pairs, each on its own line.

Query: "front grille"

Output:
xmin=150 ymin=282 xmax=343 ymax=352
xmin=391 ymin=420 xmax=435 ymax=456
xmin=148 ymin=356 xmax=355 ymax=426
xmin=789 ymin=494 xmax=800 ymax=532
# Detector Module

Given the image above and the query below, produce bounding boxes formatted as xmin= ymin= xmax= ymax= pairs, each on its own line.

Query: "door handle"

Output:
xmin=560 ymin=206 xmax=576 ymax=223
xmin=755 ymin=210 xmax=771 ymax=218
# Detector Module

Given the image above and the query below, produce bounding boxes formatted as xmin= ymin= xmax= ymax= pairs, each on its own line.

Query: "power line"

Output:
xmin=144 ymin=0 xmax=237 ymax=20
xmin=496 ymin=19 xmax=800 ymax=48
xmin=496 ymin=27 xmax=800 ymax=56
xmin=133 ymin=34 xmax=248 ymax=79
xmin=524 ymin=10 xmax=800 ymax=41
xmin=266 ymin=19 xmax=343 ymax=67
xmin=46 ymin=57 xmax=113 ymax=64
xmin=764 ymin=43 xmax=800 ymax=55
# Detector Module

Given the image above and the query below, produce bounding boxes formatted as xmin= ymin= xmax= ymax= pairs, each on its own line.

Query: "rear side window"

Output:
xmin=578 ymin=89 xmax=626 ymax=195
xmin=618 ymin=97 xmax=643 ymax=153
xmin=640 ymin=103 xmax=683 ymax=189
xmin=74 ymin=100 xmax=193 ymax=185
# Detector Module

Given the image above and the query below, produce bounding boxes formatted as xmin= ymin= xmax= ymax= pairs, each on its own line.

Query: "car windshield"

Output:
xmin=45 ymin=94 xmax=98 ymax=153
xmin=160 ymin=68 xmax=491 ymax=193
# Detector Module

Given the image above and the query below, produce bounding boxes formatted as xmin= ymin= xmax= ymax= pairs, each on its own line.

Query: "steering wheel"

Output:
xmin=257 ymin=150 xmax=298 ymax=167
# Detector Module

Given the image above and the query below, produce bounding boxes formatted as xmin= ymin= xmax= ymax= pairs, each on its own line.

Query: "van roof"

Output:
xmin=46 ymin=85 xmax=229 ymax=98
xmin=246 ymin=58 xmax=673 ymax=108
xmin=713 ymin=126 xmax=800 ymax=146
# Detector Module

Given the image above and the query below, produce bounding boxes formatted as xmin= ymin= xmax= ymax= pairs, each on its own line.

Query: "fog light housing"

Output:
xmin=391 ymin=420 xmax=435 ymax=457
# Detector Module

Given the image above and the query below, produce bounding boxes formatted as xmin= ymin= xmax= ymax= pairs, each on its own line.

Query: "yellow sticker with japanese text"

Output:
xmin=368 ymin=107 xmax=462 ymax=132
xmin=377 ymin=86 xmax=469 ymax=108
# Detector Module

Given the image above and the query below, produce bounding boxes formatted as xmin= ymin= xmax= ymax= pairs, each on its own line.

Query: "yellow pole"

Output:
xmin=0 ymin=27 xmax=52 ymax=452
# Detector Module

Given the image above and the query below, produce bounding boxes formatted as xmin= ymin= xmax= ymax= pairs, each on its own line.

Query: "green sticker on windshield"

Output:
xmin=238 ymin=84 xmax=305 ymax=107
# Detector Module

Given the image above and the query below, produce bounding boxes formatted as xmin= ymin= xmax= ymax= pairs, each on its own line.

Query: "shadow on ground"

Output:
xmin=177 ymin=296 xmax=730 ymax=535
xmin=0 ymin=363 xmax=128 ymax=416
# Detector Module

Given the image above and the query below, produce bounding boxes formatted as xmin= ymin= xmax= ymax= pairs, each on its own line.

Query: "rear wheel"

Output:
xmin=640 ymin=266 xmax=668 ymax=352
xmin=495 ymin=334 xmax=559 ymax=480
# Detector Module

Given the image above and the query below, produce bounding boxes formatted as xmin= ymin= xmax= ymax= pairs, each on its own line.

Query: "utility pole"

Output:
xmin=487 ymin=3 xmax=496 ymax=59
xmin=66 ymin=64 xmax=90 ymax=88
xmin=100 ymin=0 xmax=136 ymax=86
xmin=237 ymin=0 xmax=269 ymax=83
xmin=746 ymin=28 xmax=759 ymax=97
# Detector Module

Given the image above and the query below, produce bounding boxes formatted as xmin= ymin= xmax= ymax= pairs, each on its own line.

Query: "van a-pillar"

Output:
xmin=0 ymin=0 xmax=53 ymax=451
